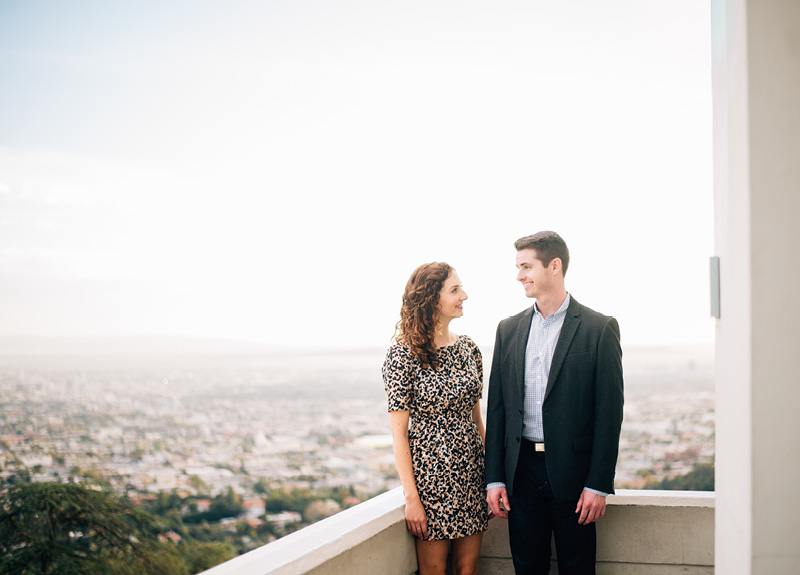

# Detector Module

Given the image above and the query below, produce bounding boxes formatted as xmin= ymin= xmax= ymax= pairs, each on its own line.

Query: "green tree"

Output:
xmin=645 ymin=463 xmax=715 ymax=491
xmin=107 ymin=546 xmax=189 ymax=575
xmin=181 ymin=542 xmax=236 ymax=574
xmin=0 ymin=482 xmax=171 ymax=575
xmin=264 ymin=487 xmax=313 ymax=514
xmin=148 ymin=490 xmax=184 ymax=515
xmin=252 ymin=477 xmax=270 ymax=494
xmin=187 ymin=475 xmax=210 ymax=495
xmin=183 ymin=488 xmax=244 ymax=525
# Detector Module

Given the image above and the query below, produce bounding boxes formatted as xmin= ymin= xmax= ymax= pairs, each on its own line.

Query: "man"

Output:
xmin=484 ymin=231 xmax=624 ymax=575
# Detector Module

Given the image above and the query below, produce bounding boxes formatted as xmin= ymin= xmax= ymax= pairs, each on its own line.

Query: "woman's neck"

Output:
xmin=435 ymin=320 xmax=457 ymax=348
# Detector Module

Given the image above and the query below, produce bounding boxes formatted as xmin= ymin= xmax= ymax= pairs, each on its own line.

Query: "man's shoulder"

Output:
xmin=498 ymin=306 xmax=532 ymax=329
xmin=571 ymin=297 xmax=615 ymax=323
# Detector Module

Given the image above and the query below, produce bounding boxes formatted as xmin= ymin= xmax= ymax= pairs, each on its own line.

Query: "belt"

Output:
xmin=522 ymin=438 xmax=545 ymax=452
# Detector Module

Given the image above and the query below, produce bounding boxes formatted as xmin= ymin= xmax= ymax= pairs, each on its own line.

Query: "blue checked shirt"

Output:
xmin=522 ymin=294 xmax=570 ymax=442
xmin=487 ymin=293 xmax=606 ymax=496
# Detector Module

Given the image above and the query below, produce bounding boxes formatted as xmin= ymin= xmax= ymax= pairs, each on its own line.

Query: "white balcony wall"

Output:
xmin=201 ymin=487 xmax=713 ymax=575
xmin=199 ymin=488 xmax=416 ymax=575
xmin=711 ymin=0 xmax=800 ymax=573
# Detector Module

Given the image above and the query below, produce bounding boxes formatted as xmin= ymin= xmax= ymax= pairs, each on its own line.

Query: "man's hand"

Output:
xmin=575 ymin=489 xmax=606 ymax=525
xmin=486 ymin=486 xmax=510 ymax=519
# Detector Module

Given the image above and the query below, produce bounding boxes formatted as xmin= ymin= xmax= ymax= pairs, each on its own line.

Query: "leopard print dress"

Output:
xmin=382 ymin=335 xmax=489 ymax=540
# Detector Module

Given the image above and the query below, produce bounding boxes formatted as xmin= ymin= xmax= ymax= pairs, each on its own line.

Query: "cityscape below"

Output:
xmin=0 ymin=338 xmax=714 ymax=556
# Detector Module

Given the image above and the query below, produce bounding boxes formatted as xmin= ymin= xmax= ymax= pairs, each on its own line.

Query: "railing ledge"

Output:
xmin=200 ymin=487 xmax=411 ymax=575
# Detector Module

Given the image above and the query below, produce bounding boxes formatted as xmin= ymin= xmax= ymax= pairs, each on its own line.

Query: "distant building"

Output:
xmin=242 ymin=498 xmax=266 ymax=519
xmin=266 ymin=511 xmax=302 ymax=529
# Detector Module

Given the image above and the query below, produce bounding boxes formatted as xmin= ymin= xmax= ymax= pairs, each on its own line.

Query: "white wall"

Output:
xmin=712 ymin=0 xmax=800 ymax=573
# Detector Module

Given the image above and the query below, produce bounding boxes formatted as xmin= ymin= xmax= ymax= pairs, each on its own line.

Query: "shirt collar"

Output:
xmin=533 ymin=292 xmax=571 ymax=319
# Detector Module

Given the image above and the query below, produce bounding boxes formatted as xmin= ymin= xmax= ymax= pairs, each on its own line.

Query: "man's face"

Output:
xmin=515 ymin=248 xmax=553 ymax=299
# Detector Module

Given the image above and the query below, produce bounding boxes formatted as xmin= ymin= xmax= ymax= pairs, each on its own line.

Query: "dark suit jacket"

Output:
xmin=484 ymin=296 xmax=624 ymax=501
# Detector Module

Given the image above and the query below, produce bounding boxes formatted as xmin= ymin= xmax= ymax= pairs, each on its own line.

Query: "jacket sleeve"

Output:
xmin=484 ymin=323 xmax=507 ymax=486
xmin=585 ymin=317 xmax=624 ymax=494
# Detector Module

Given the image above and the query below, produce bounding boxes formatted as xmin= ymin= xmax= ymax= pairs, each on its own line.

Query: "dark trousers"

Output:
xmin=507 ymin=439 xmax=596 ymax=575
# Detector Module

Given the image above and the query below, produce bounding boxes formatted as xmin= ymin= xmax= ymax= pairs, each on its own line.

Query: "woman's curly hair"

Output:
xmin=394 ymin=262 xmax=453 ymax=370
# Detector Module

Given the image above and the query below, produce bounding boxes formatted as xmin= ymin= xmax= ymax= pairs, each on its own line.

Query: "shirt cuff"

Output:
xmin=486 ymin=482 xmax=507 ymax=491
xmin=583 ymin=487 xmax=608 ymax=496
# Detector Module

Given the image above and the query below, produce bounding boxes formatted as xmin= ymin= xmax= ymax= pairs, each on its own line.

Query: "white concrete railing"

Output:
xmin=481 ymin=489 xmax=715 ymax=574
xmin=199 ymin=488 xmax=415 ymax=575
xmin=201 ymin=488 xmax=714 ymax=575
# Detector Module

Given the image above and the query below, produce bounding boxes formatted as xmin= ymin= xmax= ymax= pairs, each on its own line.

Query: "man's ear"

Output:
xmin=551 ymin=257 xmax=562 ymax=275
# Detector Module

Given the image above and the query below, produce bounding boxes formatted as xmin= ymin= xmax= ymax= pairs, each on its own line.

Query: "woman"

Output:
xmin=382 ymin=262 xmax=489 ymax=575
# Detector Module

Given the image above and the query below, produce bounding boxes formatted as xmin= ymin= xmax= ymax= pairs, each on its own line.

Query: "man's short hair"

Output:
xmin=514 ymin=231 xmax=570 ymax=277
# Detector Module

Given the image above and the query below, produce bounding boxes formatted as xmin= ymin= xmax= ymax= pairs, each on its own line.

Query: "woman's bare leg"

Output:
xmin=416 ymin=538 xmax=450 ymax=575
xmin=451 ymin=533 xmax=483 ymax=575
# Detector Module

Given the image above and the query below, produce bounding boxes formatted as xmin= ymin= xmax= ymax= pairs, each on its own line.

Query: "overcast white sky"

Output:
xmin=0 ymin=0 xmax=713 ymax=350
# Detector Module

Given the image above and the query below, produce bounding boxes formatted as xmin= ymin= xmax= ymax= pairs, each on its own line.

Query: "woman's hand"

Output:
xmin=405 ymin=497 xmax=428 ymax=539
xmin=388 ymin=412 xmax=427 ymax=538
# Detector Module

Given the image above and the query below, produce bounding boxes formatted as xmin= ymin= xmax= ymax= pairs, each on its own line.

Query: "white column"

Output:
xmin=712 ymin=0 xmax=800 ymax=573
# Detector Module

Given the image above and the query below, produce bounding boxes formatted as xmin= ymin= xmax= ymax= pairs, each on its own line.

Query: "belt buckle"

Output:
xmin=535 ymin=443 xmax=545 ymax=452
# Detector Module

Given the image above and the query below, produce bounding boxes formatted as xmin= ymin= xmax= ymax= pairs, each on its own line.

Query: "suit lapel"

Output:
xmin=514 ymin=306 xmax=535 ymax=402
xmin=544 ymin=297 xmax=581 ymax=401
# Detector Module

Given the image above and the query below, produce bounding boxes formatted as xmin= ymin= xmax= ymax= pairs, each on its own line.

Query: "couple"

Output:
xmin=382 ymin=231 xmax=624 ymax=575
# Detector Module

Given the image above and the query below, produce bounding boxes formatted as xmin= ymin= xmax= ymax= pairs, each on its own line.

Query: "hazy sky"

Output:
xmin=0 ymin=1 xmax=713 ymax=349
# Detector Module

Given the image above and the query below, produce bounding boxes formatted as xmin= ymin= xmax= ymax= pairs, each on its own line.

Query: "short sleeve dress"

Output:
xmin=382 ymin=335 xmax=489 ymax=540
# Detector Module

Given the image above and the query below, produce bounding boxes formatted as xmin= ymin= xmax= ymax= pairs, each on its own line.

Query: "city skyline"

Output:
xmin=0 ymin=1 xmax=714 ymax=349
xmin=1 ymin=343 xmax=715 ymax=495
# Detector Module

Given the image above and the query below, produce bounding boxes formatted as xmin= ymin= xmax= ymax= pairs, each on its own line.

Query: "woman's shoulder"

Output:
xmin=454 ymin=334 xmax=481 ymax=355
xmin=384 ymin=342 xmax=415 ymax=363
xmin=455 ymin=333 xmax=477 ymax=347
xmin=386 ymin=340 xmax=409 ymax=353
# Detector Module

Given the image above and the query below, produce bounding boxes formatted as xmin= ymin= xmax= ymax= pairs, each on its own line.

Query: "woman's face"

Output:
xmin=436 ymin=271 xmax=468 ymax=322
